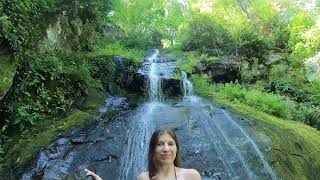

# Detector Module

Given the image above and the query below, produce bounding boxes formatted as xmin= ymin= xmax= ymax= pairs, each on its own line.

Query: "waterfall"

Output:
xmin=118 ymin=50 xmax=278 ymax=180
xmin=148 ymin=49 xmax=162 ymax=101
xmin=181 ymin=71 xmax=193 ymax=96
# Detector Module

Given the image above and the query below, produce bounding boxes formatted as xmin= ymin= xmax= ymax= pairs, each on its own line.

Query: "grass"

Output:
xmin=0 ymin=57 xmax=16 ymax=98
xmin=1 ymin=87 xmax=105 ymax=177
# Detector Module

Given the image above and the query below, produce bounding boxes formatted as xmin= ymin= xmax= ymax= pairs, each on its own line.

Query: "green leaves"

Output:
xmin=111 ymin=0 xmax=185 ymax=49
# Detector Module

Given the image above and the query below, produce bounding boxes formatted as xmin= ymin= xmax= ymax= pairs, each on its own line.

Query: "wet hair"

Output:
xmin=147 ymin=128 xmax=182 ymax=179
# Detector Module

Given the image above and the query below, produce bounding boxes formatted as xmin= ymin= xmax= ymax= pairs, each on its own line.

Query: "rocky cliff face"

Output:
xmin=195 ymin=52 xmax=287 ymax=83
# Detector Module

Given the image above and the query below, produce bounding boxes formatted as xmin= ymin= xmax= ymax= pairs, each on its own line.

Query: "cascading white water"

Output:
xmin=148 ymin=49 xmax=162 ymax=101
xmin=181 ymin=71 xmax=193 ymax=96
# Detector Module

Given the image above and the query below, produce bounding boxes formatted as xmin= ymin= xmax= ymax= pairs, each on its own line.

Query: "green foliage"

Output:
xmin=0 ymin=57 xmax=16 ymax=97
xmin=88 ymin=42 xmax=144 ymax=64
xmin=89 ymin=56 xmax=116 ymax=91
xmin=244 ymin=89 xmax=296 ymax=119
xmin=0 ymin=0 xmax=54 ymax=53
xmin=190 ymin=74 xmax=213 ymax=95
xmin=190 ymin=72 xmax=320 ymax=129
xmin=286 ymin=10 xmax=318 ymax=68
xmin=236 ymin=31 xmax=270 ymax=61
xmin=191 ymin=79 xmax=298 ymax=120
xmin=269 ymin=64 xmax=288 ymax=80
xmin=267 ymin=78 xmax=307 ymax=102
xmin=112 ymin=0 xmax=164 ymax=49
xmin=266 ymin=76 xmax=320 ymax=107
xmin=0 ymin=0 xmax=112 ymax=54
xmin=112 ymin=0 xmax=185 ymax=49
xmin=0 ymin=47 xmax=100 ymax=136
xmin=216 ymin=82 xmax=245 ymax=102
xmin=179 ymin=52 xmax=198 ymax=74
xmin=305 ymin=107 xmax=320 ymax=130
xmin=179 ymin=13 xmax=234 ymax=54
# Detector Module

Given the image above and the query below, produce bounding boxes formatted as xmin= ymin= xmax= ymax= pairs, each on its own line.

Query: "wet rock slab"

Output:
xmin=21 ymin=96 xmax=131 ymax=180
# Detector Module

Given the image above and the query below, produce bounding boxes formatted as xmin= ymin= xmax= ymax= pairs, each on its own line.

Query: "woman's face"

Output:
xmin=154 ymin=133 xmax=177 ymax=165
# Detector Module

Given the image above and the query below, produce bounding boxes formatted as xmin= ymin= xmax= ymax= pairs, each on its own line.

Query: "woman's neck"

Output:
xmin=156 ymin=164 xmax=175 ymax=177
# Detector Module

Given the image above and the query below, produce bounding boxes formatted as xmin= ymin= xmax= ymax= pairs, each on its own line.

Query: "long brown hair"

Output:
xmin=147 ymin=128 xmax=182 ymax=179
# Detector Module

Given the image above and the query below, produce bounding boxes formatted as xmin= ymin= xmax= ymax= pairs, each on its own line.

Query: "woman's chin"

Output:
xmin=158 ymin=158 xmax=174 ymax=165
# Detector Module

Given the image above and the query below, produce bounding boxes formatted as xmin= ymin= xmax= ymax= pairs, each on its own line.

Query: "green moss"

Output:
xmin=222 ymin=101 xmax=320 ymax=179
xmin=2 ymin=88 xmax=104 ymax=176
xmin=0 ymin=57 xmax=16 ymax=98
xmin=3 ymin=110 xmax=90 ymax=172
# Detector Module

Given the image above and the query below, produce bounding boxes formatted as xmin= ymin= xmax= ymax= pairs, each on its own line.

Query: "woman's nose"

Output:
xmin=162 ymin=144 xmax=169 ymax=151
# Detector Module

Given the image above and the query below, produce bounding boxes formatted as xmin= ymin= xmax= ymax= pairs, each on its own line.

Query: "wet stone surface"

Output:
xmin=21 ymin=96 xmax=131 ymax=180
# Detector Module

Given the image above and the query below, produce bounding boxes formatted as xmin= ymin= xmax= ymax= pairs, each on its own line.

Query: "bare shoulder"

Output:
xmin=178 ymin=168 xmax=201 ymax=180
xmin=137 ymin=171 xmax=149 ymax=180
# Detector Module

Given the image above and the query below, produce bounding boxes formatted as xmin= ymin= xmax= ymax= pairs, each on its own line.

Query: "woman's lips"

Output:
xmin=160 ymin=154 xmax=172 ymax=158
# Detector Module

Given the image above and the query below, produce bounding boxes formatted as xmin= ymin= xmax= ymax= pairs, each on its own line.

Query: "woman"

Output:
xmin=85 ymin=128 xmax=201 ymax=180
xmin=137 ymin=128 xmax=201 ymax=180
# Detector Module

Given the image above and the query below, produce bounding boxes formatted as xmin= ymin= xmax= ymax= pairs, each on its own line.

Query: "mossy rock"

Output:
xmin=1 ymin=88 xmax=105 ymax=178
xmin=0 ymin=58 xmax=16 ymax=100
xmin=208 ymin=95 xmax=320 ymax=180
xmin=249 ymin=116 xmax=320 ymax=180
xmin=2 ymin=110 xmax=91 ymax=175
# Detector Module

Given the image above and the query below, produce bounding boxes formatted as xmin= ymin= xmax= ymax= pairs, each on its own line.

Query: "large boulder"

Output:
xmin=195 ymin=56 xmax=240 ymax=83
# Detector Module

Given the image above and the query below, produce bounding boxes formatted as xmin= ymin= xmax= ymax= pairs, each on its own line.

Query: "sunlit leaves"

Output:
xmin=111 ymin=0 xmax=185 ymax=48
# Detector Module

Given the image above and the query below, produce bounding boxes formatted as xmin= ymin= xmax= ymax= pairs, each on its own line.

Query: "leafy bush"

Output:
xmin=180 ymin=13 xmax=234 ymax=54
xmin=90 ymin=56 xmax=115 ymax=91
xmin=190 ymin=74 xmax=213 ymax=95
xmin=305 ymin=107 xmax=320 ymax=130
xmin=269 ymin=64 xmax=288 ymax=80
xmin=267 ymin=78 xmax=306 ymax=102
xmin=238 ymin=32 xmax=270 ymax=59
xmin=1 ymin=47 xmax=99 ymax=133
xmin=244 ymin=90 xmax=296 ymax=119
xmin=179 ymin=52 xmax=198 ymax=74
xmin=217 ymin=82 xmax=245 ymax=102
xmin=0 ymin=0 xmax=112 ymax=54
xmin=214 ymin=82 xmax=297 ymax=120
xmin=0 ymin=0 xmax=52 ymax=53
